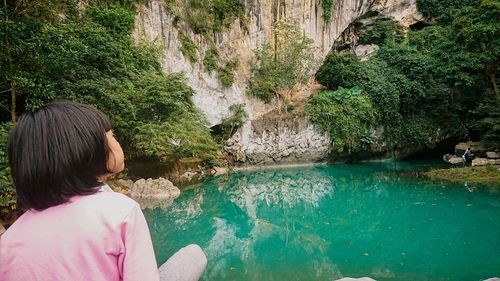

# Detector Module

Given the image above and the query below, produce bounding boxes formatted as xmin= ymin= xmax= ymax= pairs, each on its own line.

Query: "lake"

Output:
xmin=143 ymin=161 xmax=500 ymax=281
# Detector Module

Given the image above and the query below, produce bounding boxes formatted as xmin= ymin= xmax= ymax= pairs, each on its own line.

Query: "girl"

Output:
xmin=0 ymin=100 xmax=159 ymax=281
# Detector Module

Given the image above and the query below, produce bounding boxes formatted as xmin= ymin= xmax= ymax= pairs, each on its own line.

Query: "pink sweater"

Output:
xmin=0 ymin=188 xmax=160 ymax=281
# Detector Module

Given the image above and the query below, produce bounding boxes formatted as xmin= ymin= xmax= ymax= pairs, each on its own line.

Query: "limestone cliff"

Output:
xmin=132 ymin=0 xmax=423 ymax=165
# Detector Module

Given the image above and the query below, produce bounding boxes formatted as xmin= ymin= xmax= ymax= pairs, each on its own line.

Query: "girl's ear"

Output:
xmin=104 ymin=131 xmax=125 ymax=176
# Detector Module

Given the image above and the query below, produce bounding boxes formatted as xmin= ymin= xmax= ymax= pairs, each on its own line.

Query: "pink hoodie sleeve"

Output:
xmin=118 ymin=204 xmax=160 ymax=281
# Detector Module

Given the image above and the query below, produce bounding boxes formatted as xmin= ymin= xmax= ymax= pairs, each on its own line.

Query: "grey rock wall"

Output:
xmin=225 ymin=112 xmax=332 ymax=164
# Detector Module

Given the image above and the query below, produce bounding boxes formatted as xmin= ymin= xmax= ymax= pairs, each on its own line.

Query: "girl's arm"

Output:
xmin=119 ymin=204 xmax=160 ymax=281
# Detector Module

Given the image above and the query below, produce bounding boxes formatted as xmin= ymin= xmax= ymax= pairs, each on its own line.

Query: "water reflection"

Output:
xmin=224 ymin=168 xmax=335 ymax=219
xmin=144 ymin=163 xmax=500 ymax=281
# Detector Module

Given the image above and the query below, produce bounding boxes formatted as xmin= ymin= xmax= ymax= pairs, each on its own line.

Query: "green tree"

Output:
xmin=449 ymin=0 xmax=500 ymax=102
xmin=0 ymin=3 xmax=220 ymax=163
xmin=248 ymin=21 xmax=316 ymax=112
xmin=305 ymin=87 xmax=376 ymax=152
xmin=0 ymin=122 xmax=14 ymax=215
xmin=315 ymin=53 xmax=359 ymax=90
xmin=184 ymin=0 xmax=245 ymax=34
xmin=417 ymin=0 xmax=480 ymax=19
xmin=217 ymin=103 xmax=247 ymax=142
xmin=321 ymin=0 xmax=335 ymax=22
xmin=358 ymin=19 xmax=404 ymax=45
xmin=313 ymin=0 xmax=499 ymax=149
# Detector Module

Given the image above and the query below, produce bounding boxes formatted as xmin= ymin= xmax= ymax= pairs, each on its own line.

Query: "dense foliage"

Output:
xmin=416 ymin=0 xmax=480 ymax=18
xmin=248 ymin=21 xmax=316 ymax=111
xmin=321 ymin=0 xmax=335 ymax=22
xmin=217 ymin=59 xmax=238 ymax=87
xmin=0 ymin=1 xmax=220 ymax=214
xmin=305 ymin=87 xmax=376 ymax=152
xmin=166 ymin=0 xmax=245 ymax=35
xmin=311 ymin=0 xmax=499 ymax=150
xmin=203 ymin=46 xmax=219 ymax=73
xmin=179 ymin=31 xmax=198 ymax=63
xmin=0 ymin=123 xmax=14 ymax=215
xmin=202 ymin=47 xmax=237 ymax=87
xmin=215 ymin=103 xmax=248 ymax=143
xmin=358 ymin=19 xmax=404 ymax=45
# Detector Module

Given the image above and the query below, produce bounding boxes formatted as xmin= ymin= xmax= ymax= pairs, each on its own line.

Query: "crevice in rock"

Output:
xmin=409 ymin=20 xmax=431 ymax=31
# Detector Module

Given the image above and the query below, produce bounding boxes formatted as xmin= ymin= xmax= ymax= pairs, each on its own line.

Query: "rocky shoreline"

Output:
xmin=443 ymin=141 xmax=500 ymax=166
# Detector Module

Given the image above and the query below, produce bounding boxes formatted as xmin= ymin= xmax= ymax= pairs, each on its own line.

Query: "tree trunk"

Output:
xmin=11 ymin=85 xmax=16 ymax=123
xmin=489 ymin=72 xmax=499 ymax=105
xmin=486 ymin=60 xmax=498 ymax=104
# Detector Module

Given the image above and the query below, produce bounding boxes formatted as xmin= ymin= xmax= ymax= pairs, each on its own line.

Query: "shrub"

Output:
xmin=305 ymin=87 xmax=376 ymax=152
xmin=217 ymin=59 xmax=238 ymax=87
xmin=203 ymin=46 xmax=218 ymax=73
xmin=178 ymin=31 xmax=198 ymax=63
xmin=321 ymin=0 xmax=335 ymax=22
xmin=0 ymin=123 xmax=15 ymax=216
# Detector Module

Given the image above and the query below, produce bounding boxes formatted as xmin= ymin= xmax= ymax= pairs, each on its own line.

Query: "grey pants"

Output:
xmin=159 ymin=244 xmax=207 ymax=281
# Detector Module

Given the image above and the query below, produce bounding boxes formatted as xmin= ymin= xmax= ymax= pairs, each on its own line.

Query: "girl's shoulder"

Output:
xmin=3 ymin=190 xmax=141 ymax=243
xmin=75 ymin=189 xmax=140 ymax=219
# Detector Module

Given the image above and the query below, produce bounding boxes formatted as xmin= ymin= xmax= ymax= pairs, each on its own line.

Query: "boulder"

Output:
xmin=486 ymin=151 xmax=500 ymax=159
xmin=130 ymin=177 xmax=181 ymax=200
xmin=116 ymin=179 xmax=134 ymax=189
xmin=443 ymin=153 xmax=464 ymax=165
xmin=107 ymin=179 xmax=134 ymax=195
xmin=472 ymin=158 xmax=500 ymax=166
xmin=455 ymin=141 xmax=488 ymax=157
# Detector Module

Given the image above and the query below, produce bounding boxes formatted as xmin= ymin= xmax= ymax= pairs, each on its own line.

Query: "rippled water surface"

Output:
xmin=143 ymin=162 xmax=500 ymax=281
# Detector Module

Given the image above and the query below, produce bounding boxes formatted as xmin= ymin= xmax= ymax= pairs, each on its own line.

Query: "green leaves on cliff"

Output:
xmin=248 ymin=21 xmax=316 ymax=110
xmin=166 ymin=0 xmax=244 ymax=34
xmin=321 ymin=0 xmax=336 ymax=22
xmin=314 ymin=51 xmax=448 ymax=147
xmin=417 ymin=0 xmax=480 ymax=19
xmin=358 ymin=19 xmax=404 ymax=45
xmin=305 ymin=87 xmax=376 ymax=152
xmin=312 ymin=0 xmax=499 ymax=149
xmin=179 ymin=31 xmax=198 ymax=63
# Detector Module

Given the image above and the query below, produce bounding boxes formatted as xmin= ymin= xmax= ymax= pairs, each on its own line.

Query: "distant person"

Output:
xmin=462 ymin=147 xmax=474 ymax=167
xmin=0 ymin=100 xmax=206 ymax=281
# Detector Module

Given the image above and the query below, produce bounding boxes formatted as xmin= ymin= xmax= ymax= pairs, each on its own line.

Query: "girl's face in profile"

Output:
xmin=105 ymin=130 xmax=124 ymax=175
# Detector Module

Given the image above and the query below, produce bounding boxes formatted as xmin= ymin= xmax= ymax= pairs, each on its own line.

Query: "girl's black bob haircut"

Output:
xmin=8 ymin=100 xmax=113 ymax=210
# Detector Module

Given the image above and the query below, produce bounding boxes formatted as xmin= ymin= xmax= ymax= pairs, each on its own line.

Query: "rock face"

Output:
xmin=133 ymin=0 xmax=423 ymax=164
xmin=225 ymin=112 xmax=332 ymax=164
xmin=486 ymin=151 xmax=500 ymax=159
xmin=443 ymin=153 xmax=464 ymax=165
xmin=354 ymin=44 xmax=380 ymax=61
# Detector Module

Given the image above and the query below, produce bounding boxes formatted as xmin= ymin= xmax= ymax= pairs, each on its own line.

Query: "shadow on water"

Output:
xmin=144 ymin=161 xmax=500 ymax=281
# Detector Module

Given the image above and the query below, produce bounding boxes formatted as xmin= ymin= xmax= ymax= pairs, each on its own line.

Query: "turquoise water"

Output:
xmin=143 ymin=162 xmax=500 ymax=281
